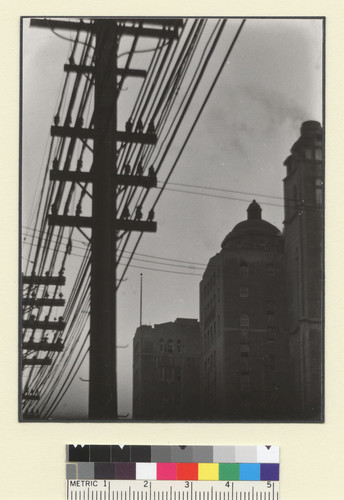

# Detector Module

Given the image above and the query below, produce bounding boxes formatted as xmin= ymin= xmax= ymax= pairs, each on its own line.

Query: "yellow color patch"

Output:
xmin=198 ymin=463 xmax=219 ymax=480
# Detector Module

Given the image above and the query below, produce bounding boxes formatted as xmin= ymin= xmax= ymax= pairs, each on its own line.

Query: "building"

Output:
xmin=132 ymin=318 xmax=201 ymax=420
xmin=200 ymin=200 xmax=289 ymax=420
xmin=132 ymin=121 xmax=323 ymax=421
xmin=199 ymin=120 xmax=323 ymax=421
xmin=283 ymin=120 xmax=323 ymax=420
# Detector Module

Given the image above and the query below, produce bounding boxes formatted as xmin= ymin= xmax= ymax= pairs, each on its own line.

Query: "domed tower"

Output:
xmin=199 ymin=201 xmax=288 ymax=420
xmin=283 ymin=121 xmax=323 ymax=420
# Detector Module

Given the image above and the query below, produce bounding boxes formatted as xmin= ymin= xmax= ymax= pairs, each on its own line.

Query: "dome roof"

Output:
xmin=221 ymin=200 xmax=281 ymax=248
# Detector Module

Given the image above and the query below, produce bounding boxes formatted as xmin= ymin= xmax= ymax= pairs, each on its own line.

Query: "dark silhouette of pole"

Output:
xmin=140 ymin=273 xmax=143 ymax=328
xmin=89 ymin=20 xmax=118 ymax=419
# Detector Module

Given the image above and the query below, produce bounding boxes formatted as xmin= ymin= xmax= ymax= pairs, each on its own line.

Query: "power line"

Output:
xmin=163 ymin=181 xmax=286 ymax=201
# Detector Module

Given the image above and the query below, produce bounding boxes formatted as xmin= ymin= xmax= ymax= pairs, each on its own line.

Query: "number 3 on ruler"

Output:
xmin=185 ymin=481 xmax=190 ymax=488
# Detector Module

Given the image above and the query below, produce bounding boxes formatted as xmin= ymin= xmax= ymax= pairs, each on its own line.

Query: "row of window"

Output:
xmin=239 ymin=310 xmax=276 ymax=328
xmin=204 ymin=350 xmax=217 ymax=374
xmin=304 ymin=148 xmax=322 ymax=161
xmin=158 ymin=366 xmax=182 ymax=382
xmin=204 ymin=317 xmax=220 ymax=347
xmin=159 ymin=338 xmax=182 ymax=354
xmin=202 ymin=290 xmax=220 ymax=320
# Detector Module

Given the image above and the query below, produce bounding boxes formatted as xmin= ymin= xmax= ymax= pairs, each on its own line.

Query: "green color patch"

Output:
xmin=219 ymin=463 xmax=240 ymax=480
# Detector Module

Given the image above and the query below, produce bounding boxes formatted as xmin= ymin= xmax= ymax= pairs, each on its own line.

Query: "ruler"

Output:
xmin=66 ymin=479 xmax=279 ymax=500
xmin=66 ymin=446 xmax=279 ymax=500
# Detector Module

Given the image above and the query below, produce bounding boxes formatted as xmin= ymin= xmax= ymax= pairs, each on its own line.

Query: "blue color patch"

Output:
xmin=239 ymin=463 xmax=260 ymax=480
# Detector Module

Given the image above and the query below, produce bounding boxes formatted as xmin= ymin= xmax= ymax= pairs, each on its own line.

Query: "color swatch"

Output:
xmin=67 ymin=445 xmax=279 ymax=482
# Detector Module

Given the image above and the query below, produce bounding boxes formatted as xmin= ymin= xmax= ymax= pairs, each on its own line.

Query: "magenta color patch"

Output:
xmin=157 ymin=463 xmax=177 ymax=480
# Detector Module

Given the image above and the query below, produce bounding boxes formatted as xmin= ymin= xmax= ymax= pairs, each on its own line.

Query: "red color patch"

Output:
xmin=176 ymin=463 xmax=198 ymax=480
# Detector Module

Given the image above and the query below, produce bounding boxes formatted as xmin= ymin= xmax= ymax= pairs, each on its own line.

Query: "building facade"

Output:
xmin=199 ymin=120 xmax=323 ymax=421
xmin=132 ymin=318 xmax=201 ymax=420
xmin=132 ymin=121 xmax=323 ymax=421
xmin=283 ymin=120 xmax=323 ymax=419
xmin=199 ymin=200 xmax=289 ymax=420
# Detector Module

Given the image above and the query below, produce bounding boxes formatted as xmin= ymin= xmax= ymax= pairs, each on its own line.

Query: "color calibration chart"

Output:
xmin=66 ymin=445 xmax=279 ymax=500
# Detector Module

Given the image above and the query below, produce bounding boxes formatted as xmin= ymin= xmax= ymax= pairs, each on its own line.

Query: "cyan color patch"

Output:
xmin=239 ymin=464 xmax=260 ymax=481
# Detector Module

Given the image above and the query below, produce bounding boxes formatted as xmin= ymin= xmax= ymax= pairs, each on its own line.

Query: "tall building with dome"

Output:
xmin=199 ymin=200 xmax=290 ymax=420
xmin=132 ymin=121 xmax=323 ymax=421
xmin=199 ymin=120 xmax=323 ymax=421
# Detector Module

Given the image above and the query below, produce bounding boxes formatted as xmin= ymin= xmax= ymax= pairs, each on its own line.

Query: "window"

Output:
xmin=315 ymin=179 xmax=323 ymax=205
xmin=167 ymin=339 xmax=173 ymax=353
xmin=241 ymin=358 xmax=249 ymax=371
xmin=177 ymin=339 xmax=182 ymax=353
xmin=315 ymin=148 xmax=322 ymax=161
xmin=159 ymin=366 xmax=165 ymax=381
xmin=241 ymin=374 xmax=250 ymax=392
xmin=240 ymin=263 xmax=248 ymax=277
xmin=167 ymin=367 xmax=174 ymax=382
xmin=267 ymin=313 xmax=274 ymax=327
xmin=240 ymin=313 xmax=249 ymax=328
xmin=159 ymin=338 xmax=164 ymax=352
xmin=240 ymin=344 xmax=250 ymax=357
xmin=305 ymin=149 xmax=313 ymax=160
xmin=240 ymin=286 xmax=249 ymax=297
xmin=267 ymin=328 xmax=276 ymax=342
xmin=241 ymin=330 xmax=249 ymax=343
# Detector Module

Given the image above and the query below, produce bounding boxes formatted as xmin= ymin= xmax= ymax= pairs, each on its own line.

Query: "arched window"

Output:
xmin=240 ymin=313 xmax=249 ymax=328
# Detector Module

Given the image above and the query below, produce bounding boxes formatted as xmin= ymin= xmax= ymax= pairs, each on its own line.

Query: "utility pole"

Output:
xmin=89 ymin=19 xmax=118 ymax=419
xmin=140 ymin=273 xmax=143 ymax=328
xmin=27 ymin=17 xmax=182 ymax=420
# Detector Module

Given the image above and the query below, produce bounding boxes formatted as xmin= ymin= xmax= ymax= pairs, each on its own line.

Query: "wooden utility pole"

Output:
xmin=28 ymin=17 xmax=182 ymax=419
xmin=89 ymin=19 xmax=119 ymax=419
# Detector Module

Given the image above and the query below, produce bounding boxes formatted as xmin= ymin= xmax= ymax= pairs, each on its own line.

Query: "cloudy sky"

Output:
xmin=22 ymin=17 xmax=323 ymax=419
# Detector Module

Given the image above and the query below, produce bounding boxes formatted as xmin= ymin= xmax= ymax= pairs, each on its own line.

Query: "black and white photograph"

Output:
xmin=20 ymin=16 xmax=324 ymax=422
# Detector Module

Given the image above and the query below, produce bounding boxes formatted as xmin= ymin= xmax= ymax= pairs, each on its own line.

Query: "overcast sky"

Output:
xmin=22 ymin=17 xmax=323 ymax=419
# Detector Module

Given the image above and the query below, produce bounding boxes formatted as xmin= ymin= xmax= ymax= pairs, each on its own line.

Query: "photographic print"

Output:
xmin=20 ymin=17 xmax=324 ymax=422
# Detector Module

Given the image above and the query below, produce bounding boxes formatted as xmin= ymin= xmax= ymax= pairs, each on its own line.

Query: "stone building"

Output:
xmin=132 ymin=121 xmax=323 ymax=421
xmin=132 ymin=318 xmax=201 ymax=420
xmin=283 ymin=120 xmax=323 ymax=419
xmin=199 ymin=120 xmax=323 ymax=421
xmin=199 ymin=200 xmax=289 ymax=420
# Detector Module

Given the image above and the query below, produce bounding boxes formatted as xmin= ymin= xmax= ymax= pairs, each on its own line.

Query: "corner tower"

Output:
xmin=283 ymin=120 xmax=324 ymax=420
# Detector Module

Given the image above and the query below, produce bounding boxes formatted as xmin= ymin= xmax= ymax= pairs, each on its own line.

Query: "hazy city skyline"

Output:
xmin=22 ymin=17 xmax=323 ymax=419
